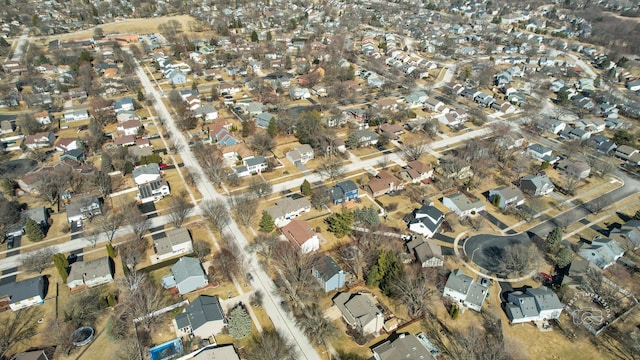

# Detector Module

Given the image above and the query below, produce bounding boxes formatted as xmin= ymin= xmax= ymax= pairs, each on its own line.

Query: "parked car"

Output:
xmin=159 ymin=163 xmax=169 ymax=170
xmin=6 ymin=236 xmax=14 ymax=249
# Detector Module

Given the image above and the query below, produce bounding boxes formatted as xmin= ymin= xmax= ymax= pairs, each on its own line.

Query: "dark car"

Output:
xmin=246 ymin=273 xmax=254 ymax=282
xmin=6 ymin=236 xmax=15 ymax=249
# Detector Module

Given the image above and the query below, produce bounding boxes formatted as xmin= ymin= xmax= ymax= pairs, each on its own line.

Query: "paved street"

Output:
xmin=131 ymin=57 xmax=322 ymax=360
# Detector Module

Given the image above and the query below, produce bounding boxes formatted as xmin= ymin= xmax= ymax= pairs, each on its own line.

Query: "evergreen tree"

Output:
xmin=25 ymin=217 xmax=45 ymax=242
xmin=227 ymin=305 xmax=252 ymax=339
xmin=545 ymin=227 xmax=563 ymax=254
xmin=53 ymin=253 xmax=69 ymax=283
xmin=366 ymin=250 xmax=404 ymax=297
xmin=326 ymin=209 xmax=354 ymax=237
xmin=266 ymin=31 xmax=273 ymax=42
xmin=353 ymin=206 xmax=380 ymax=227
xmin=267 ymin=117 xmax=277 ymax=137
xmin=137 ymin=89 xmax=144 ymax=101
xmin=259 ymin=211 xmax=275 ymax=233
xmin=492 ymin=194 xmax=501 ymax=207
xmin=251 ymin=30 xmax=259 ymax=42
xmin=300 ymin=179 xmax=312 ymax=197
xmin=106 ymin=243 xmax=116 ymax=258
xmin=555 ymin=246 xmax=574 ymax=268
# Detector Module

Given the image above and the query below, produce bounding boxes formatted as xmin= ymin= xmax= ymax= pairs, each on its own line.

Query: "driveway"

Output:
xmin=463 ymin=232 xmax=533 ymax=275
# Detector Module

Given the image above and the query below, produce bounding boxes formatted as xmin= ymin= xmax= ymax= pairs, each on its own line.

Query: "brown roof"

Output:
xmin=281 ymin=220 xmax=315 ymax=249
xmin=120 ymin=119 xmax=142 ymax=129
xmin=407 ymin=160 xmax=432 ymax=174
xmin=380 ymin=123 xmax=403 ymax=134
xmin=367 ymin=170 xmax=401 ymax=194
xmin=114 ymin=134 xmax=136 ymax=146
xmin=56 ymin=137 xmax=75 ymax=147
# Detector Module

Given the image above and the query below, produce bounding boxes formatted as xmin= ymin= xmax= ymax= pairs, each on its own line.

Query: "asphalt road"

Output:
xmin=132 ymin=55 xmax=322 ymax=360
xmin=463 ymin=232 xmax=532 ymax=274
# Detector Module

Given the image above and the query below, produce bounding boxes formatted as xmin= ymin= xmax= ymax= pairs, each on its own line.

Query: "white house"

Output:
xmin=281 ymin=219 xmax=319 ymax=253
xmin=290 ymin=87 xmax=311 ymax=100
xmin=33 ymin=110 xmax=51 ymax=125
xmin=285 ymin=144 xmax=314 ymax=165
xmin=578 ymin=238 xmax=624 ymax=269
xmin=527 ymin=143 xmax=553 ymax=162
xmin=152 ymin=228 xmax=193 ymax=263
xmin=488 ymin=186 xmax=526 ymax=209
xmin=442 ymin=192 xmax=485 ymax=217
xmin=407 ymin=204 xmax=444 ymax=238
xmin=443 ymin=269 xmax=488 ymax=312
xmin=132 ymin=163 xmax=161 ymax=185
xmin=55 ymin=138 xmax=79 ymax=152
xmin=504 ymin=286 xmax=563 ymax=324
xmin=23 ymin=131 xmax=55 ymax=150
xmin=137 ymin=179 xmax=171 ymax=203
xmin=0 ymin=276 xmax=46 ymax=311
xmin=66 ymin=195 xmax=102 ymax=224
xmin=333 ymin=292 xmax=384 ymax=335
xmin=64 ymin=110 xmax=89 ymax=122
xmin=117 ymin=119 xmax=142 ymax=136
xmin=67 ymin=257 xmax=114 ymax=289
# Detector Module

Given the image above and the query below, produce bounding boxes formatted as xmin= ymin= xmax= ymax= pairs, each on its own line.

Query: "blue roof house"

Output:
xmin=331 ymin=180 xmax=359 ymax=205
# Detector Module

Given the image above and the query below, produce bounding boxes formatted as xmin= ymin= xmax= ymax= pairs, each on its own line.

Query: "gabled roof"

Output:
xmin=0 ymin=276 xmax=45 ymax=304
xmin=313 ymin=254 xmax=343 ymax=281
xmin=132 ymin=163 xmax=160 ymax=178
xmin=445 ymin=269 xmax=473 ymax=294
xmin=154 ymin=228 xmax=192 ymax=256
xmin=281 ymin=220 xmax=315 ymax=248
xmin=68 ymin=256 xmax=112 ymax=283
xmin=175 ymin=295 xmax=225 ymax=332
xmin=171 ymin=257 xmax=205 ymax=283
xmin=333 ymin=292 xmax=379 ymax=328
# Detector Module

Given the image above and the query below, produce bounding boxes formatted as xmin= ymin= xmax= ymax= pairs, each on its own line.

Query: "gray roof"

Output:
xmin=0 ymin=276 xmax=45 ymax=305
xmin=372 ymin=333 xmax=435 ymax=360
xmin=491 ymin=186 xmax=525 ymax=202
xmin=175 ymin=295 xmax=225 ymax=332
xmin=334 ymin=292 xmax=379 ymax=328
xmin=445 ymin=269 xmax=473 ymax=294
xmin=526 ymin=286 xmax=563 ymax=311
xmin=313 ymin=254 xmax=342 ymax=281
xmin=194 ymin=104 xmax=217 ymax=116
xmin=443 ymin=192 xmax=484 ymax=212
xmin=138 ymin=179 xmax=169 ymax=200
xmin=132 ymin=163 xmax=160 ymax=179
xmin=171 ymin=257 xmax=205 ymax=284
xmin=265 ymin=197 xmax=310 ymax=220
xmin=466 ymin=283 xmax=488 ymax=308
xmin=11 ymin=350 xmax=48 ymax=360
xmin=155 ymin=228 xmax=192 ymax=256
xmin=408 ymin=205 xmax=444 ymax=233
xmin=331 ymin=180 xmax=358 ymax=201
xmin=528 ymin=143 xmax=551 ymax=154
xmin=244 ymin=156 xmax=266 ymax=167
xmin=68 ymin=256 xmax=112 ymax=283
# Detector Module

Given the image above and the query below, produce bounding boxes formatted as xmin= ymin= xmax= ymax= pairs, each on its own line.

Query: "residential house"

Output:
xmin=255 ymin=112 xmax=275 ymax=129
xmin=406 ymin=238 xmax=443 ymax=267
xmin=399 ymin=160 xmax=433 ymax=184
xmin=166 ymin=69 xmax=187 ymax=84
xmin=285 ymin=144 xmax=314 ymax=165
xmin=495 ymin=132 xmax=525 ymax=150
xmin=4 ymin=206 xmax=49 ymax=238
xmin=405 ymin=91 xmax=428 ymax=107
xmin=443 ymin=269 xmax=488 ymax=312
xmin=474 ymin=92 xmax=494 ymax=107
xmin=488 ymin=186 xmax=526 ymax=209
xmin=174 ymin=295 xmax=226 ymax=338
xmin=354 ymin=129 xmax=378 ymax=147
xmin=627 ymin=80 xmax=640 ymax=92
xmin=520 ymin=174 xmax=554 ymax=196
xmin=24 ymin=131 xmax=55 ymax=150
xmin=527 ymin=144 xmax=553 ymax=162
xmin=117 ymin=119 xmax=142 ymax=136
xmin=364 ymin=170 xmax=404 ymax=198
xmin=193 ymin=104 xmax=218 ymax=120
xmin=614 ymin=145 xmax=639 ymax=161
xmin=132 ymin=163 xmax=161 ymax=185
xmin=243 ymin=156 xmax=268 ymax=175
xmin=114 ymin=97 xmax=134 ymax=112
xmin=312 ymin=254 xmax=346 ymax=292
xmin=0 ymin=276 xmax=46 ymax=311
xmin=0 ymin=119 xmax=14 ymax=134
xmin=331 ymin=180 xmax=359 ymax=205
xmin=371 ymin=333 xmax=436 ymax=360
xmin=55 ymin=138 xmax=79 ymax=152
xmin=64 ymin=110 xmax=89 ymax=122
xmin=568 ymin=127 xmax=590 ymax=141
xmin=163 ymin=257 xmax=208 ymax=295
xmin=265 ymin=197 xmax=311 ymax=228
xmin=290 ymin=87 xmax=311 ymax=100
xmin=33 ymin=110 xmax=51 ymax=125
xmin=504 ymin=286 xmax=563 ymax=324
xmin=245 ymin=102 xmax=264 ymax=116
xmin=137 ymin=179 xmax=171 ymax=203
xmin=114 ymin=134 xmax=136 ymax=147
xmin=423 ymin=97 xmax=446 ymax=112
xmin=442 ymin=192 xmax=486 ymax=217
xmin=116 ymin=110 xmax=140 ymax=123
xmin=578 ymin=238 xmax=625 ymax=269
xmin=379 ymin=123 xmax=404 ymax=140
xmin=66 ymin=195 xmax=102 ymax=224
xmin=152 ymin=228 xmax=193 ymax=263
xmin=609 ymin=220 xmax=640 ymax=250
xmin=406 ymin=203 xmax=444 ymax=238
xmin=67 ymin=257 xmax=114 ymax=290
xmin=333 ymin=292 xmax=384 ymax=335
xmin=11 ymin=350 xmax=50 ymax=360
xmin=188 ymin=345 xmax=240 ymax=360
xmin=557 ymin=159 xmax=591 ymax=179
xmin=281 ymin=219 xmax=319 ymax=253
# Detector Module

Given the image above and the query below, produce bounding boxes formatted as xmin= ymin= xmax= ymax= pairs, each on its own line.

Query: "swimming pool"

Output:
xmin=149 ymin=338 xmax=183 ymax=360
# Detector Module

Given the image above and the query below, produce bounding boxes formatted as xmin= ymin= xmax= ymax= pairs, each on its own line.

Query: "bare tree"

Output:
xmin=117 ymin=270 xmax=168 ymax=330
xmin=244 ymin=328 xmax=297 ymax=360
xmin=168 ymin=192 xmax=194 ymax=228
xmin=0 ymin=307 xmax=44 ymax=358
xmin=248 ymin=177 xmax=273 ymax=199
xmin=202 ymin=199 xmax=231 ymax=232
xmin=46 ymin=318 xmax=75 ymax=356
xmin=390 ymin=270 xmax=437 ymax=319
xmin=212 ymin=247 xmax=241 ymax=281
xmin=272 ymin=242 xmax=321 ymax=310
xmin=253 ymin=232 xmax=281 ymax=266
xmin=97 ymin=211 xmax=125 ymax=243
xmin=403 ymin=142 xmax=430 ymax=162
xmin=123 ymin=203 xmax=149 ymax=240
xmin=120 ymin=238 xmax=148 ymax=270
xmin=192 ymin=239 xmax=212 ymax=261
xmin=500 ymin=243 xmax=539 ymax=276
xmin=21 ymin=247 xmax=55 ymax=273
xmin=228 ymin=194 xmax=258 ymax=227
xmin=316 ymin=156 xmax=344 ymax=181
